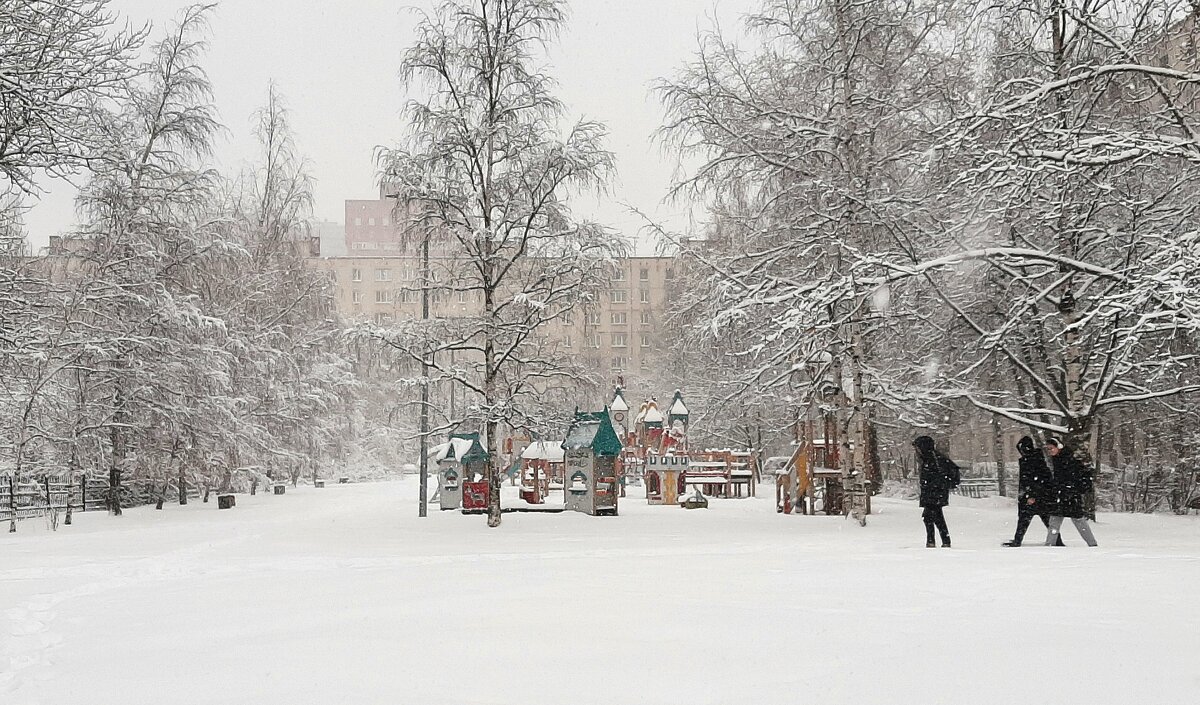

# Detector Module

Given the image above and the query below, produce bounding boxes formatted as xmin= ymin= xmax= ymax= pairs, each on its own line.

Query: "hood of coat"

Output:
xmin=1017 ymin=436 xmax=1037 ymax=458
xmin=913 ymin=435 xmax=936 ymax=458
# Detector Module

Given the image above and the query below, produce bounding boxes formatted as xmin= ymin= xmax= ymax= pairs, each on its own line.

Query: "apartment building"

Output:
xmin=308 ymin=252 xmax=679 ymax=388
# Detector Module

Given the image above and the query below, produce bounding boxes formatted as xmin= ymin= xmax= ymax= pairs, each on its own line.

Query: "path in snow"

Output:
xmin=2 ymin=479 xmax=1198 ymax=705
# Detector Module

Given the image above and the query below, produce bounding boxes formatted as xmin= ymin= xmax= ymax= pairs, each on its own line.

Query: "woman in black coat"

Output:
xmin=1043 ymin=437 xmax=1098 ymax=547
xmin=914 ymin=435 xmax=959 ymax=548
xmin=1003 ymin=436 xmax=1062 ymax=546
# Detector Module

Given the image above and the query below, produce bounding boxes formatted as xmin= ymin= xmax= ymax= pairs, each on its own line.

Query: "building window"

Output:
xmin=586 ymin=312 xmax=601 ymax=326
xmin=640 ymin=267 xmax=649 ymax=281
xmin=399 ymin=289 xmax=417 ymax=304
xmin=375 ymin=290 xmax=392 ymax=304
xmin=561 ymin=312 xmax=573 ymax=325
xmin=563 ymin=335 xmax=572 ymax=348
xmin=376 ymin=268 xmax=391 ymax=281
xmin=352 ymin=290 xmax=363 ymax=304
xmin=589 ymin=334 xmax=601 ymax=348
xmin=403 ymin=265 xmax=414 ymax=280
xmin=611 ymin=356 xmax=626 ymax=370
xmin=611 ymin=312 xmax=627 ymax=325
xmin=351 ymin=268 xmax=362 ymax=282
xmin=374 ymin=312 xmax=391 ymax=325
xmin=612 ymin=267 xmax=625 ymax=281
xmin=639 ymin=289 xmax=650 ymax=304
xmin=610 ymin=290 xmax=626 ymax=304
xmin=641 ymin=334 xmax=652 ymax=348
xmin=458 ymin=289 xmax=468 ymax=304
xmin=612 ymin=333 xmax=627 ymax=348
xmin=640 ymin=311 xmax=651 ymax=325
xmin=368 ymin=217 xmax=376 ymax=226
xmin=665 ymin=267 xmax=675 ymax=279
xmin=354 ymin=217 xmax=362 ymax=226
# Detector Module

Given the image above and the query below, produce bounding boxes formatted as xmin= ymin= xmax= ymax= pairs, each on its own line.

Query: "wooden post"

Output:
xmin=65 ymin=475 xmax=74 ymax=526
xmin=8 ymin=476 xmax=16 ymax=532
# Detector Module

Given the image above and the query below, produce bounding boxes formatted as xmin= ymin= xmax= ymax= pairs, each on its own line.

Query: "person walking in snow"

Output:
xmin=914 ymin=435 xmax=959 ymax=548
xmin=1043 ymin=437 xmax=1098 ymax=547
xmin=1004 ymin=436 xmax=1063 ymax=547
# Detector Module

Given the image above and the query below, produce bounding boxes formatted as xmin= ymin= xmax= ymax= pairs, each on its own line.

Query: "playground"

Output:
xmin=3 ymin=477 xmax=1198 ymax=705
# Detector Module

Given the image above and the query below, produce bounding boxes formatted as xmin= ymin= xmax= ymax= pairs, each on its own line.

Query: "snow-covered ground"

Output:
xmin=2 ymin=479 xmax=1198 ymax=705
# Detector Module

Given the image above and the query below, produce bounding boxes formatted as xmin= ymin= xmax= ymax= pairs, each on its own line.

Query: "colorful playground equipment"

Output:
xmin=431 ymin=432 xmax=489 ymax=511
xmin=519 ymin=440 xmax=564 ymax=504
xmin=561 ymin=409 xmax=623 ymax=516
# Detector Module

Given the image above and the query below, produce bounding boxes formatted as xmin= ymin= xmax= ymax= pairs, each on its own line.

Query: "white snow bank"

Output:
xmin=2 ymin=479 xmax=1198 ymax=705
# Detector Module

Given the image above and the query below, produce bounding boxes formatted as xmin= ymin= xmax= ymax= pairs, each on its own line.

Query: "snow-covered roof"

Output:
xmin=429 ymin=437 xmax=474 ymax=462
xmin=429 ymin=434 xmax=487 ymax=463
xmin=672 ymin=390 xmax=691 ymax=419
xmin=610 ymin=391 xmax=629 ymax=412
xmin=521 ymin=441 xmax=564 ymax=463
xmin=642 ymin=405 xmax=664 ymax=424
xmin=563 ymin=420 xmax=602 ymax=450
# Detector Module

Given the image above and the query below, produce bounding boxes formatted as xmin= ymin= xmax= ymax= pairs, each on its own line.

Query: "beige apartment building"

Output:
xmin=308 ymin=253 xmax=680 ymax=391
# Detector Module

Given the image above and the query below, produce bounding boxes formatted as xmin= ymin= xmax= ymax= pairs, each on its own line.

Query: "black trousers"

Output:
xmin=922 ymin=506 xmax=949 ymax=544
xmin=1014 ymin=502 xmax=1063 ymax=545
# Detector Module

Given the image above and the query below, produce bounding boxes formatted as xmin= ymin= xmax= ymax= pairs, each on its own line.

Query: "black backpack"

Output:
xmin=944 ymin=457 xmax=962 ymax=488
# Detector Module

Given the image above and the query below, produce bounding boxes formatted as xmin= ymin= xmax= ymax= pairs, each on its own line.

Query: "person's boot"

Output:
xmin=926 ymin=541 xmax=936 ymax=548
xmin=1003 ymin=540 xmax=1021 ymax=547
xmin=941 ymin=536 xmax=951 ymax=548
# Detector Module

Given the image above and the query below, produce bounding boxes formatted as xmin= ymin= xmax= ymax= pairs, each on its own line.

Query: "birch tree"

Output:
xmin=0 ymin=0 xmax=145 ymax=193
xmin=376 ymin=0 xmax=624 ymax=527
xmin=908 ymin=0 xmax=1200 ymax=476
xmin=657 ymin=0 xmax=971 ymax=520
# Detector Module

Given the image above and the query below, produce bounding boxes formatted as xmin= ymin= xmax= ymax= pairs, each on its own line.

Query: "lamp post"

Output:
xmin=387 ymin=192 xmax=432 ymax=517
xmin=417 ymin=222 xmax=430 ymax=517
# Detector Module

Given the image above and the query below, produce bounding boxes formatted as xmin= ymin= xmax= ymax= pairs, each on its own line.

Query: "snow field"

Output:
xmin=2 ymin=479 xmax=1198 ymax=704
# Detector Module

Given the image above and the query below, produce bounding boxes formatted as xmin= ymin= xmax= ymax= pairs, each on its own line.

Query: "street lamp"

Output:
xmin=387 ymin=192 xmax=432 ymax=518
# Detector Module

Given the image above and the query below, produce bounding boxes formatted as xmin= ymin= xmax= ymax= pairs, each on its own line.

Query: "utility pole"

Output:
xmin=418 ymin=225 xmax=431 ymax=518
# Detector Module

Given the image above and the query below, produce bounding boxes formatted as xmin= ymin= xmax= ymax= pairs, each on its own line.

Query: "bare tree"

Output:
xmin=376 ymin=0 xmax=625 ymax=527
xmin=656 ymin=0 xmax=971 ymax=521
xmin=0 ymin=0 xmax=145 ymax=193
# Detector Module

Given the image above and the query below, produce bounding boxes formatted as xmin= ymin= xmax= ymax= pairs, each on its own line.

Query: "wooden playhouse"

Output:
xmin=431 ymin=432 xmax=489 ymax=511
xmin=561 ymin=409 xmax=623 ymax=516
xmin=644 ymin=453 xmax=686 ymax=505
xmin=519 ymin=440 xmax=565 ymax=504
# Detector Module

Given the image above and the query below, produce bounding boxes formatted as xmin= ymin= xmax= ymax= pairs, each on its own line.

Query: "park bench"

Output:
xmin=954 ymin=477 xmax=999 ymax=498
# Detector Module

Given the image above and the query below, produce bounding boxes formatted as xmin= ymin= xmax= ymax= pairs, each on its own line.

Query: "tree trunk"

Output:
xmin=991 ymin=414 xmax=1007 ymax=497
xmin=108 ymin=421 xmax=124 ymax=516
xmin=486 ymin=418 xmax=501 ymax=528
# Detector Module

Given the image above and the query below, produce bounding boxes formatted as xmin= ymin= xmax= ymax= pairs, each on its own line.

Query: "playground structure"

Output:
xmin=562 ymin=409 xmax=623 ymax=516
xmin=614 ymin=387 xmax=761 ymax=507
xmin=431 ymin=432 xmax=489 ymax=511
xmin=519 ymin=440 xmax=565 ymax=504
xmin=774 ymin=414 xmax=877 ymax=516
xmin=644 ymin=454 xmax=685 ymax=505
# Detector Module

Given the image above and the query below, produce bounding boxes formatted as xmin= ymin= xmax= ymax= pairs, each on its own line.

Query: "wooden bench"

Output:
xmin=954 ymin=477 xmax=999 ymax=498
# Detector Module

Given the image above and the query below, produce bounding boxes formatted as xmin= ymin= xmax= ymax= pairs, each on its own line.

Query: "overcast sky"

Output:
xmin=23 ymin=0 xmax=756 ymax=249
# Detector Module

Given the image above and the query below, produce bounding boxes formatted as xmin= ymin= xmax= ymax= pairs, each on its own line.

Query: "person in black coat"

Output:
xmin=1043 ymin=437 xmax=1098 ymax=547
xmin=1003 ymin=436 xmax=1063 ymax=547
xmin=914 ymin=435 xmax=959 ymax=548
